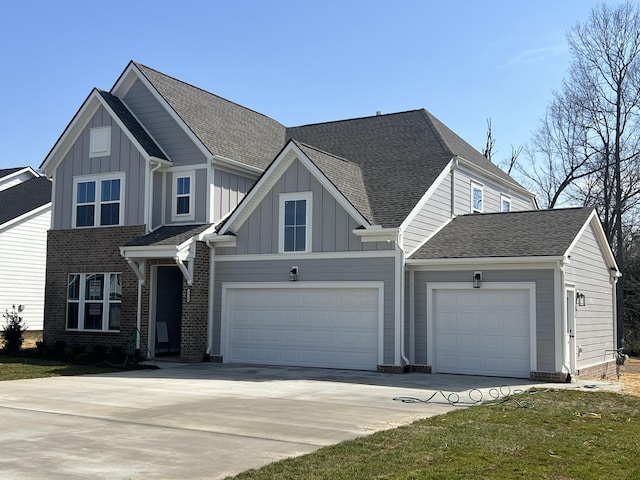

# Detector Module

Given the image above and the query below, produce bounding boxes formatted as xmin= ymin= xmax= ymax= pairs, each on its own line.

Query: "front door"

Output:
xmin=155 ymin=266 xmax=183 ymax=354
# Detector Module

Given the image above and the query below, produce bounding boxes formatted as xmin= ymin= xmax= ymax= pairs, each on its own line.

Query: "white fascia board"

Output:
xmin=0 ymin=166 xmax=39 ymax=184
xmin=40 ymin=89 xmax=102 ymax=176
xmin=112 ymin=63 xmax=212 ymax=161
xmin=353 ymin=227 xmax=399 ymax=243
xmin=219 ymin=141 xmax=371 ymax=236
xmin=406 ymin=255 xmax=565 ymax=267
xmin=197 ymin=224 xmax=221 ymax=241
xmin=119 ymin=244 xmax=179 ymax=259
xmin=214 ymin=250 xmax=396 ymax=262
xmin=202 ymin=233 xmax=237 ymax=247
xmin=399 ymin=158 xmax=454 ymax=233
xmin=0 ymin=203 xmax=51 ymax=233
xmin=564 ymin=209 xmax=619 ymax=271
xmin=455 ymin=156 xmax=535 ymax=200
xmin=212 ymin=154 xmax=263 ymax=177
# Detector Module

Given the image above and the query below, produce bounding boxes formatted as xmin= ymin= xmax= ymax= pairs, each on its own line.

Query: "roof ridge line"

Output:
xmin=418 ymin=109 xmax=454 ymax=157
xmin=289 ymin=109 xmax=424 ymax=129
xmin=294 ymin=141 xmax=358 ymax=165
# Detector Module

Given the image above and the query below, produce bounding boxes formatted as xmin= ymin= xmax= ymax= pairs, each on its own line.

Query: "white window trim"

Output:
xmin=72 ymin=172 xmax=126 ymax=228
xmin=278 ymin=191 xmax=312 ymax=253
xmin=471 ymin=181 xmax=484 ymax=213
xmin=89 ymin=126 xmax=111 ymax=158
xmin=501 ymin=194 xmax=512 ymax=212
xmin=66 ymin=272 xmax=122 ymax=332
xmin=172 ymin=172 xmax=195 ymax=221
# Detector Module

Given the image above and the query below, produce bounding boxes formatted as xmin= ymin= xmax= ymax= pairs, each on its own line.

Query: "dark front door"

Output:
xmin=155 ymin=266 xmax=183 ymax=354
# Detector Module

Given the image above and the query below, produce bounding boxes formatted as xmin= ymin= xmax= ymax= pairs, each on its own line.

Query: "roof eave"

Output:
xmin=406 ymin=255 xmax=566 ymax=266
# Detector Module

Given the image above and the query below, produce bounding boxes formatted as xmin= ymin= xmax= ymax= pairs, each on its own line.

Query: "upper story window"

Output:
xmin=73 ymin=173 xmax=125 ymax=228
xmin=89 ymin=126 xmax=111 ymax=158
xmin=172 ymin=172 xmax=195 ymax=221
xmin=471 ymin=182 xmax=484 ymax=213
xmin=67 ymin=272 xmax=121 ymax=331
xmin=279 ymin=192 xmax=312 ymax=253
xmin=501 ymin=194 xmax=512 ymax=212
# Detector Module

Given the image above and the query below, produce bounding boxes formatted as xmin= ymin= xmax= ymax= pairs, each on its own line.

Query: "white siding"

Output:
xmin=0 ymin=172 xmax=34 ymax=192
xmin=564 ymin=223 xmax=616 ymax=369
xmin=0 ymin=208 xmax=51 ymax=330
xmin=403 ymin=173 xmax=452 ymax=254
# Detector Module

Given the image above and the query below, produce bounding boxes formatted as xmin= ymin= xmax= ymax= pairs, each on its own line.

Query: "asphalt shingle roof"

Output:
xmin=135 ymin=63 xmax=286 ymax=170
xmin=0 ymin=177 xmax=52 ymax=226
xmin=125 ymin=224 xmax=212 ymax=247
xmin=286 ymin=110 xmax=525 ymax=227
xmin=409 ymin=207 xmax=594 ymax=259
xmin=295 ymin=141 xmax=374 ymax=223
xmin=98 ymin=90 xmax=168 ymax=161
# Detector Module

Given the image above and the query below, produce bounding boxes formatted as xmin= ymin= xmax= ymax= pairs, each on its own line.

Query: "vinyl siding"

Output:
xmin=453 ymin=166 xmax=535 ymax=216
xmin=213 ymin=169 xmax=255 ymax=222
xmin=217 ymin=159 xmax=391 ymax=255
xmin=52 ymin=107 xmax=146 ymax=229
xmin=0 ymin=171 xmax=35 ymax=192
xmin=403 ymin=173 xmax=452 ymax=254
xmin=0 ymin=208 xmax=50 ymax=330
xmin=123 ymin=79 xmax=207 ymax=166
xmin=412 ymin=269 xmax=555 ymax=371
xmin=213 ymin=256 xmax=397 ymax=364
xmin=564 ymin=223 xmax=616 ymax=369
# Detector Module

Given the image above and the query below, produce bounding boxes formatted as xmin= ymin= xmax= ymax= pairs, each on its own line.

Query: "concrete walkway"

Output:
xmin=0 ymin=363 xmax=619 ymax=479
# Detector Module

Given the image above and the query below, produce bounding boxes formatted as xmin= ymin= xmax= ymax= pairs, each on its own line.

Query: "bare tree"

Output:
xmin=524 ymin=2 xmax=640 ymax=345
xmin=482 ymin=117 xmax=496 ymax=162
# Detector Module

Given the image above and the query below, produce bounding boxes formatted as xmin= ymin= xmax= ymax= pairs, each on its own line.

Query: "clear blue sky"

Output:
xmin=0 ymin=0 xmax=623 ymax=173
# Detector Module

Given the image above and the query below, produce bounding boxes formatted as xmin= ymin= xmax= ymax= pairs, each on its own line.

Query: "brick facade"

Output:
xmin=43 ymin=225 xmax=146 ymax=352
xmin=180 ymin=241 xmax=210 ymax=362
xmin=574 ymin=360 xmax=618 ymax=380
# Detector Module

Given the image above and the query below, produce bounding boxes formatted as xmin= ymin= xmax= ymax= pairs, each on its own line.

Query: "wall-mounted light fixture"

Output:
xmin=289 ymin=266 xmax=298 ymax=282
xmin=577 ymin=292 xmax=586 ymax=307
xmin=473 ymin=271 xmax=482 ymax=288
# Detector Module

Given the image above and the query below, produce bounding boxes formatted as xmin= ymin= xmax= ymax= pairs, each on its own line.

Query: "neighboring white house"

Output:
xmin=0 ymin=167 xmax=51 ymax=331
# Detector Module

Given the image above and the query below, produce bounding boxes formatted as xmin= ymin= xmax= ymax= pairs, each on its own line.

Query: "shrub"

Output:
xmin=2 ymin=305 xmax=28 ymax=353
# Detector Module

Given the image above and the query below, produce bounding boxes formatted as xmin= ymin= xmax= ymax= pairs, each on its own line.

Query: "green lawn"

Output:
xmin=231 ymin=389 xmax=640 ymax=480
xmin=0 ymin=356 xmax=117 ymax=381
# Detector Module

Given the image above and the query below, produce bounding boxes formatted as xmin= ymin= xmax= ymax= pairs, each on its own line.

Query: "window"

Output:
xmin=66 ymin=272 xmax=121 ymax=331
xmin=471 ymin=182 xmax=484 ymax=213
xmin=501 ymin=194 xmax=512 ymax=212
xmin=279 ymin=192 xmax=312 ymax=253
xmin=73 ymin=173 xmax=125 ymax=227
xmin=90 ymin=126 xmax=111 ymax=158
xmin=172 ymin=173 xmax=195 ymax=221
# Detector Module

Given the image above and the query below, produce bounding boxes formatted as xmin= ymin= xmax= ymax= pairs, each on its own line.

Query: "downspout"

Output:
xmin=205 ymin=238 xmax=215 ymax=357
xmin=148 ymin=161 xmax=163 ymax=232
xmin=397 ymin=232 xmax=410 ymax=367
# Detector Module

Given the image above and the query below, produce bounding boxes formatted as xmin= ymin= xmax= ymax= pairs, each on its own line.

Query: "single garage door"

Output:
xmin=433 ymin=288 xmax=531 ymax=378
xmin=223 ymin=286 xmax=380 ymax=370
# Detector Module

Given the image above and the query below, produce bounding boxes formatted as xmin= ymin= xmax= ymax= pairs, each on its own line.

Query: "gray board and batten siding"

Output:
xmin=564 ymin=222 xmax=616 ymax=369
xmin=53 ymin=107 xmax=146 ymax=229
xmin=213 ymin=170 xmax=255 ymax=223
xmin=412 ymin=269 xmax=556 ymax=372
xmin=123 ymin=79 xmax=207 ymax=166
xmin=216 ymin=159 xmax=392 ymax=255
xmin=213 ymin=256 xmax=397 ymax=364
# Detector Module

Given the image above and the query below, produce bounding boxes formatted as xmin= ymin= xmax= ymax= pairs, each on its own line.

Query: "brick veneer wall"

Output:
xmin=43 ymin=225 xmax=146 ymax=352
xmin=180 ymin=241 xmax=210 ymax=362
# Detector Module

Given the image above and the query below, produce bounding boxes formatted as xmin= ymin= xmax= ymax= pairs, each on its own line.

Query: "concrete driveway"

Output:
xmin=0 ymin=362 xmax=613 ymax=480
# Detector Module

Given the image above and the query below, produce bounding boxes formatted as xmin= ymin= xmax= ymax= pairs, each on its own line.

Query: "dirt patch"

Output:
xmin=620 ymin=357 xmax=640 ymax=396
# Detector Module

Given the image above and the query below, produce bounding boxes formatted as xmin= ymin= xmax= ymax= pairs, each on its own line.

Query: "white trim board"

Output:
xmin=220 ymin=281 xmax=385 ymax=367
xmin=214 ymin=250 xmax=396 ymax=262
xmin=426 ymin=281 xmax=537 ymax=375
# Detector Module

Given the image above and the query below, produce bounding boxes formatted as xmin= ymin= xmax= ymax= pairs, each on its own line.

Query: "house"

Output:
xmin=0 ymin=167 xmax=52 ymax=330
xmin=39 ymin=61 xmax=619 ymax=380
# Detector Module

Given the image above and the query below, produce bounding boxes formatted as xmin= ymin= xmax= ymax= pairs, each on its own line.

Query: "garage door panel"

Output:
xmin=434 ymin=288 xmax=531 ymax=378
xmin=226 ymin=287 xmax=379 ymax=370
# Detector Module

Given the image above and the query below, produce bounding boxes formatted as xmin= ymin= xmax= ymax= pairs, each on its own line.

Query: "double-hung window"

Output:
xmin=471 ymin=182 xmax=484 ymax=213
xmin=173 ymin=172 xmax=195 ymax=221
xmin=67 ymin=272 xmax=121 ymax=331
xmin=73 ymin=173 xmax=125 ymax=227
xmin=279 ymin=192 xmax=312 ymax=253
xmin=501 ymin=194 xmax=512 ymax=212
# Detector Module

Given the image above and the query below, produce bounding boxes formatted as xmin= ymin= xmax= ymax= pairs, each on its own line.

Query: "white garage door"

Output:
xmin=433 ymin=288 xmax=531 ymax=378
xmin=223 ymin=286 xmax=380 ymax=370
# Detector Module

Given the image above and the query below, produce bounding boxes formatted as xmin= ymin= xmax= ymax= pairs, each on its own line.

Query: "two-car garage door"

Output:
xmin=430 ymin=285 xmax=534 ymax=378
xmin=223 ymin=285 xmax=381 ymax=370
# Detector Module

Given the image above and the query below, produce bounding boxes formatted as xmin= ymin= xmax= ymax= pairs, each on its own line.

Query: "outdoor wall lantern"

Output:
xmin=577 ymin=292 xmax=586 ymax=307
xmin=473 ymin=271 xmax=482 ymax=288
xmin=289 ymin=266 xmax=299 ymax=282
